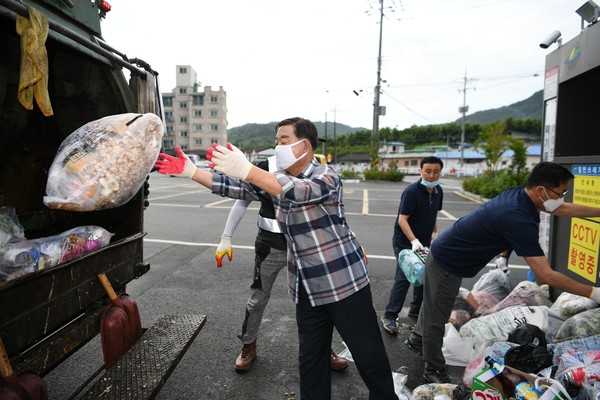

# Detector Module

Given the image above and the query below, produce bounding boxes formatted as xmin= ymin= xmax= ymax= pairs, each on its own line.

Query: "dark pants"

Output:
xmin=410 ymin=252 xmax=462 ymax=372
xmin=384 ymin=246 xmax=423 ymax=320
xmin=296 ymin=283 xmax=398 ymax=400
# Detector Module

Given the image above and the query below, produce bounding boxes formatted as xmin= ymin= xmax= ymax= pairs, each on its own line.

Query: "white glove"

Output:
xmin=590 ymin=287 xmax=600 ymax=303
xmin=155 ymin=147 xmax=197 ymax=179
xmin=209 ymin=143 xmax=253 ymax=180
xmin=411 ymin=239 xmax=424 ymax=252
xmin=495 ymin=256 xmax=509 ymax=274
xmin=215 ymin=235 xmax=233 ymax=268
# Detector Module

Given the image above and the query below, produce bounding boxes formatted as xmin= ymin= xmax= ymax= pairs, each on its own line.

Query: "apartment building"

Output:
xmin=161 ymin=65 xmax=227 ymax=156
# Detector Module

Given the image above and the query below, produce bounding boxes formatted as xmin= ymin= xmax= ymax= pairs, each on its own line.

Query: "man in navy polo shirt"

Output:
xmin=405 ymin=161 xmax=600 ymax=384
xmin=381 ymin=156 xmax=444 ymax=334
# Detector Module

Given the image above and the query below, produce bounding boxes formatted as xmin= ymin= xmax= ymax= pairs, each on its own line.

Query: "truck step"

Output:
xmin=78 ymin=314 xmax=206 ymax=400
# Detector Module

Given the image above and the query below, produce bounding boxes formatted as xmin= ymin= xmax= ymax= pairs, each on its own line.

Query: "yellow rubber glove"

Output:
xmin=215 ymin=235 xmax=233 ymax=268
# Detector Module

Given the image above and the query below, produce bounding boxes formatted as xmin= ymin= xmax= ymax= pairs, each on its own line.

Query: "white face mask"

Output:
xmin=275 ymin=139 xmax=307 ymax=170
xmin=540 ymin=187 xmax=565 ymax=213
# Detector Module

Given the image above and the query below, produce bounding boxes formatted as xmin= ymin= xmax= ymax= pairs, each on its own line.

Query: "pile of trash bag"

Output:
xmin=406 ymin=267 xmax=600 ymax=400
xmin=0 ymin=207 xmax=112 ymax=284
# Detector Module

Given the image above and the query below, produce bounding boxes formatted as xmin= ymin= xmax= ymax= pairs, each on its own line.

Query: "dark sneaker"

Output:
xmin=423 ymin=367 xmax=451 ymax=383
xmin=381 ymin=317 xmax=398 ymax=334
xmin=404 ymin=337 xmax=422 ymax=356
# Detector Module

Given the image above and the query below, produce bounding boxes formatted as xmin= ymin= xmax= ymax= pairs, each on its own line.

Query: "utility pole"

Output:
xmin=372 ymin=0 xmax=384 ymax=148
xmin=323 ymin=112 xmax=327 ymax=155
xmin=458 ymin=69 xmax=475 ymax=167
xmin=333 ymin=106 xmax=337 ymax=164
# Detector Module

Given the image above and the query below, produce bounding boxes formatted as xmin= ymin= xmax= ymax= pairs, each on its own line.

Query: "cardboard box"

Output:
xmin=471 ymin=365 xmax=538 ymax=400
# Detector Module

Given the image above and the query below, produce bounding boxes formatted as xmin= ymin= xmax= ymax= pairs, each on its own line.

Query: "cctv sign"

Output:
xmin=568 ymin=164 xmax=600 ymax=283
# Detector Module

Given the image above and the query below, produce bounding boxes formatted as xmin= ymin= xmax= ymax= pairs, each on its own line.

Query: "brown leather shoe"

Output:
xmin=330 ymin=349 xmax=348 ymax=371
xmin=235 ymin=341 xmax=257 ymax=372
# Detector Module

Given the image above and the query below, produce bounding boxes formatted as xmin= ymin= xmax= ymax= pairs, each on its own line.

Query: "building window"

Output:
xmin=179 ymin=67 xmax=187 ymax=74
xmin=193 ymin=124 xmax=202 ymax=132
xmin=210 ymin=95 xmax=218 ymax=103
xmin=211 ymin=139 xmax=219 ymax=144
xmin=179 ymin=88 xmax=187 ymax=94
xmin=166 ymin=125 xmax=173 ymax=134
xmin=404 ymin=160 xmax=409 ymax=166
xmin=210 ymin=110 xmax=218 ymax=117
xmin=195 ymin=138 xmax=202 ymax=146
xmin=180 ymin=102 xmax=188 ymax=109
xmin=163 ymin=96 xmax=173 ymax=107
xmin=210 ymin=124 xmax=218 ymax=131
xmin=163 ymin=139 xmax=174 ymax=149
xmin=194 ymin=110 xmax=202 ymax=117
xmin=410 ymin=160 xmax=418 ymax=166
xmin=180 ymin=131 xmax=188 ymax=137
xmin=193 ymin=95 xmax=204 ymax=106
xmin=180 ymin=116 xmax=188 ymax=123
xmin=180 ymin=144 xmax=188 ymax=150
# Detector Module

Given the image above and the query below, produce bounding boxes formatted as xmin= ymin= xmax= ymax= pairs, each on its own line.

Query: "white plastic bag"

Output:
xmin=549 ymin=292 xmax=599 ymax=318
xmin=44 ymin=113 xmax=163 ymax=211
xmin=442 ymin=323 xmax=473 ymax=366
xmin=554 ymin=308 xmax=600 ymax=342
xmin=459 ymin=306 xmax=549 ymax=354
xmin=0 ymin=206 xmax=25 ymax=247
xmin=472 ymin=268 xmax=514 ymax=302
xmin=479 ymin=281 xmax=552 ymax=316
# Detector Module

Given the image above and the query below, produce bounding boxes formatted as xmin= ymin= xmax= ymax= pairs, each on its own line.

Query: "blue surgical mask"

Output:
xmin=420 ymin=179 xmax=439 ymax=189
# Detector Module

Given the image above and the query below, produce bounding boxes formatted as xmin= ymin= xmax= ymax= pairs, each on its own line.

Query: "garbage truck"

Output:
xmin=0 ymin=0 xmax=204 ymax=398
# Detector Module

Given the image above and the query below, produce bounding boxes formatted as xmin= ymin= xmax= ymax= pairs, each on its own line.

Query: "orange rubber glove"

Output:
xmin=154 ymin=147 xmax=197 ymax=178
xmin=215 ymin=235 xmax=233 ymax=268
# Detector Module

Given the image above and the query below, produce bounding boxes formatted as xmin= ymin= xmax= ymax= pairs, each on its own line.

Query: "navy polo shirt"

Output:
xmin=393 ymin=178 xmax=443 ymax=249
xmin=431 ymin=186 xmax=545 ymax=278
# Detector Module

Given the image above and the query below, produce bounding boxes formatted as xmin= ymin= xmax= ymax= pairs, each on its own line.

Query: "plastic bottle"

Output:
xmin=485 ymin=356 xmax=541 ymax=400
xmin=397 ymin=249 xmax=425 ymax=286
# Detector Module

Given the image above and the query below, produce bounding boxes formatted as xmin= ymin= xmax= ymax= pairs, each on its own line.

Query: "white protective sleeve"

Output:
xmin=222 ymin=199 xmax=251 ymax=237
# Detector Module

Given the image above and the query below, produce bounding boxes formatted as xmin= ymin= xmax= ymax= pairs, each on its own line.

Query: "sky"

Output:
xmin=101 ymin=0 xmax=583 ymax=130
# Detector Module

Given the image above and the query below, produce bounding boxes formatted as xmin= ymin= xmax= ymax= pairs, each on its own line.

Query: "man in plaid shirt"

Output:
xmin=155 ymin=117 xmax=397 ymax=400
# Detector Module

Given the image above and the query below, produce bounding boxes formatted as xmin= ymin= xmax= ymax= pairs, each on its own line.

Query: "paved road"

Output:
xmin=44 ymin=174 xmax=529 ymax=399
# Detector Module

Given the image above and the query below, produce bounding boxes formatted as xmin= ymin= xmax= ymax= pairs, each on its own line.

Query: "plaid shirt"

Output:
xmin=211 ymin=159 xmax=369 ymax=306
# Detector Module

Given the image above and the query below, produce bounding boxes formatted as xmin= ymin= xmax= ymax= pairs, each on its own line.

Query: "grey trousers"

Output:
xmin=411 ymin=252 xmax=462 ymax=372
xmin=238 ymin=239 xmax=287 ymax=344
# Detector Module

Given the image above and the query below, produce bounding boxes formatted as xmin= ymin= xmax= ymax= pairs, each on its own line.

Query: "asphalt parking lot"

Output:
xmin=44 ymin=174 xmax=530 ymax=399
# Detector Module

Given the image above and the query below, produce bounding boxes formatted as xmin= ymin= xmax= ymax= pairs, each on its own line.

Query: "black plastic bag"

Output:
xmin=452 ymin=383 xmax=472 ymax=400
xmin=504 ymin=343 xmax=553 ymax=373
xmin=507 ymin=322 xmax=547 ymax=348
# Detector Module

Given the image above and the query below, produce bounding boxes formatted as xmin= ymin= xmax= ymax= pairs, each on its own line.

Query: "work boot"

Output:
xmin=330 ymin=349 xmax=348 ymax=371
xmin=235 ymin=340 xmax=257 ymax=372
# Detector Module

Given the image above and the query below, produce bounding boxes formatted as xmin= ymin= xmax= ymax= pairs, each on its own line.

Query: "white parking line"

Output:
xmin=145 ymin=238 xmax=530 ymax=269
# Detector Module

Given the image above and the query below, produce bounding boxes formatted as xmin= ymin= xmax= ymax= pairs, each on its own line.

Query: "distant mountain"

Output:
xmin=227 ymin=91 xmax=543 ymax=149
xmin=227 ymin=121 xmax=367 ymax=150
xmin=459 ymin=90 xmax=543 ymax=124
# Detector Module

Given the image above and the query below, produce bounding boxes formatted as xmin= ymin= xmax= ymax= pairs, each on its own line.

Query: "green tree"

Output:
xmin=475 ymin=121 xmax=509 ymax=172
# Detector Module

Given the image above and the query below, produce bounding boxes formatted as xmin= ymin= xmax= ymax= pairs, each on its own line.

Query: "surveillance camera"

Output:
xmin=540 ymin=30 xmax=562 ymax=49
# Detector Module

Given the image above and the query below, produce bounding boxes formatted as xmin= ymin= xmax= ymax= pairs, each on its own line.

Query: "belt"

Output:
xmin=257 ymin=215 xmax=282 ymax=233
